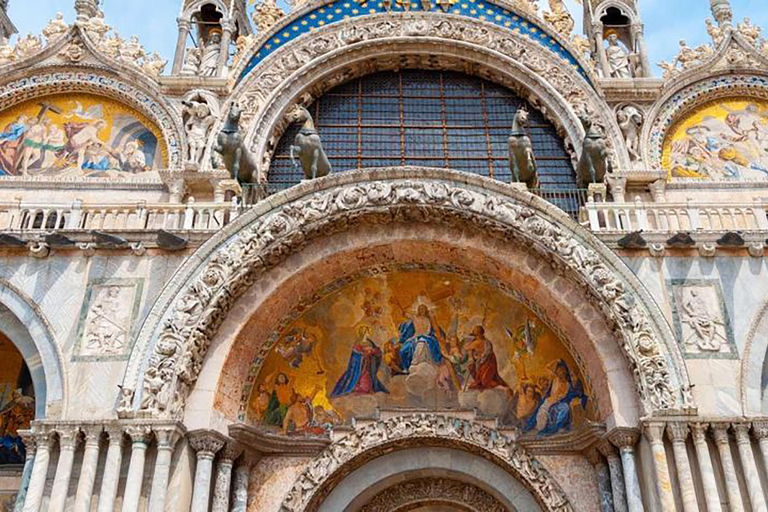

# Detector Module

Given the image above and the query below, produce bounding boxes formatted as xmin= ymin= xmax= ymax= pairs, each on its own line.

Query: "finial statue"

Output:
xmin=710 ymin=0 xmax=733 ymax=28
xmin=577 ymin=112 xmax=612 ymax=188
xmin=508 ymin=109 xmax=538 ymax=188
xmin=211 ymin=104 xmax=260 ymax=187
xmin=288 ymin=105 xmax=332 ymax=180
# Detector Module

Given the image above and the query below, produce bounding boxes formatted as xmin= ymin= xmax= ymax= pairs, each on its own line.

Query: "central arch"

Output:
xmin=121 ymin=168 xmax=691 ymax=423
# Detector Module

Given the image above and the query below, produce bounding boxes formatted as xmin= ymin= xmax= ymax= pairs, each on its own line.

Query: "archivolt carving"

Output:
xmin=280 ymin=413 xmax=568 ymax=511
xmin=124 ymin=169 xmax=689 ymax=420
xmin=361 ymin=477 xmax=506 ymax=512
xmin=224 ymin=13 xmax=625 ymax=178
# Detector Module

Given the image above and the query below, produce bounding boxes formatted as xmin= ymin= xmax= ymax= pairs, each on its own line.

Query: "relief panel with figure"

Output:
xmin=0 ymin=93 xmax=166 ymax=178
xmin=663 ymin=98 xmax=768 ymax=180
xmin=245 ymin=267 xmax=594 ymax=437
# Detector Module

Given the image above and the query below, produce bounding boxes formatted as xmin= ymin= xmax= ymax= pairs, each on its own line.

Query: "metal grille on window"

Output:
xmin=269 ymin=70 xmax=581 ymax=216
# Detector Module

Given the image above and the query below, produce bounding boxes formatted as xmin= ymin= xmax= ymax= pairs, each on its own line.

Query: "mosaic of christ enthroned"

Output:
xmin=0 ymin=93 xmax=166 ymax=178
xmin=246 ymin=269 xmax=594 ymax=437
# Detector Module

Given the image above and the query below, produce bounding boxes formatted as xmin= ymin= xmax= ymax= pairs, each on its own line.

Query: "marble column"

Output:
xmin=666 ymin=423 xmax=699 ymax=512
xmin=593 ymin=22 xmax=610 ymax=78
xmin=732 ymin=423 xmax=767 ymax=512
xmin=586 ymin=447 xmax=614 ymax=512
xmin=73 ymin=426 xmax=103 ymax=512
xmin=14 ymin=430 xmax=36 ymax=512
xmin=632 ymin=23 xmax=653 ymax=77
xmin=643 ymin=423 xmax=674 ymax=512
xmin=231 ymin=453 xmax=259 ymax=512
xmin=754 ymin=422 xmax=768 ymax=487
xmin=148 ymin=426 xmax=182 ymax=512
xmin=216 ymin=20 xmax=233 ymax=77
xmin=97 ymin=427 xmax=125 ymax=512
xmin=690 ymin=423 xmax=722 ymax=512
xmin=122 ymin=426 xmax=153 ymax=512
xmin=212 ymin=442 xmax=243 ymax=512
xmin=609 ymin=429 xmax=644 ymax=512
xmin=711 ymin=424 xmax=744 ymax=512
xmin=598 ymin=440 xmax=627 ymax=512
xmin=172 ymin=18 xmax=191 ymax=74
xmin=49 ymin=428 xmax=81 ymax=512
xmin=189 ymin=430 xmax=226 ymax=512
xmin=22 ymin=430 xmax=54 ymax=512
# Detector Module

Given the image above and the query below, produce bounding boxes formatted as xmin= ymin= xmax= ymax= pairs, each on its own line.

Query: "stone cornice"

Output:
xmin=229 ymin=423 xmax=331 ymax=456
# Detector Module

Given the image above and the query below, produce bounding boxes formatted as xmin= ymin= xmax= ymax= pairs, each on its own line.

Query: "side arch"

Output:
xmin=0 ymin=279 xmax=67 ymax=418
xmin=740 ymin=299 xmax=768 ymax=415
xmin=120 ymin=168 xmax=691 ymax=421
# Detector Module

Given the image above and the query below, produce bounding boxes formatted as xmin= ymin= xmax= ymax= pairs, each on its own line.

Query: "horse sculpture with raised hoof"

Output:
xmin=289 ymin=105 xmax=332 ymax=180
xmin=507 ymin=108 xmax=538 ymax=189
xmin=577 ymin=113 xmax=613 ymax=188
xmin=211 ymin=104 xmax=260 ymax=185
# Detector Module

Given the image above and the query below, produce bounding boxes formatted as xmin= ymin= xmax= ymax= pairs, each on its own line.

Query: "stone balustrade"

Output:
xmin=0 ymin=198 xmax=241 ymax=233
xmin=585 ymin=197 xmax=768 ymax=233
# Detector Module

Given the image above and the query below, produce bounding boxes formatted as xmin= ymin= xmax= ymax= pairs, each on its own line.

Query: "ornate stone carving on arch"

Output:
xmin=280 ymin=413 xmax=568 ymax=511
xmin=0 ymin=28 xmax=185 ymax=170
xmin=223 ymin=13 xmax=626 ymax=179
xmin=740 ymin=299 xmax=768 ymax=415
xmin=642 ymin=73 xmax=768 ymax=173
xmin=121 ymin=168 xmax=691 ymax=421
xmin=0 ymin=278 xmax=67 ymax=419
xmin=360 ymin=477 xmax=506 ymax=512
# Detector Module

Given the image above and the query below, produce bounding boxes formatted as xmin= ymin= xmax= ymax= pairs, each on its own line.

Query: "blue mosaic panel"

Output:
xmin=269 ymin=70 xmax=579 ymax=215
xmin=238 ymin=0 xmax=587 ymax=83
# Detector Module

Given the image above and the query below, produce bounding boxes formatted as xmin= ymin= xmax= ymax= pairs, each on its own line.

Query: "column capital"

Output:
xmin=17 ymin=428 xmax=36 ymax=456
xmin=125 ymin=425 xmax=153 ymax=445
xmin=643 ymin=422 xmax=666 ymax=442
xmin=154 ymin=425 xmax=184 ymax=450
xmin=689 ymin=422 xmax=709 ymax=443
xmin=81 ymin=425 xmax=104 ymax=447
xmin=177 ymin=18 xmax=191 ymax=30
xmin=189 ymin=430 xmax=226 ymax=458
xmin=33 ymin=428 xmax=56 ymax=450
xmin=105 ymin=426 xmax=127 ymax=446
xmin=731 ymin=422 xmax=752 ymax=444
xmin=56 ymin=427 xmax=82 ymax=450
xmin=221 ymin=441 xmax=243 ymax=463
xmin=710 ymin=423 xmax=731 ymax=444
xmin=752 ymin=420 xmax=768 ymax=440
xmin=666 ymin=422 xmax=690 ymax=443
xmin=608 ymin=428 xmax=640 ymax=449
xmin=596 ymin=439 xmax=618 ymax=458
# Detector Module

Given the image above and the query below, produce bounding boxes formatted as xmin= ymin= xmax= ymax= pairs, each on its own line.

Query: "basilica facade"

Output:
xmin=0 ymin=0 xmax=768 ymax=510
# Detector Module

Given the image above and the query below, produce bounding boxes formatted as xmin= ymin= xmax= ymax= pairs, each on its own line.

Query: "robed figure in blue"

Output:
xmin=522 ymin=359 xmax=587 ymax=436
xmin=397 ymin=304 xmax=445 ymax=372
xmin=330 ymin=326 xmax=388 ymax=398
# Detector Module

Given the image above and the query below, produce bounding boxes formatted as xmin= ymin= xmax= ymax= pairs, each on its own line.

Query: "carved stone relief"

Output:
xmin=280 ymin=413 xmax=570 ymax=511
xmin=360 ymin=478 xmax=507 ymax=512
xmin=124 ymin=171 xmax=688 ymax=421
xmin=668 ymin=279 xmax=737 ymax=359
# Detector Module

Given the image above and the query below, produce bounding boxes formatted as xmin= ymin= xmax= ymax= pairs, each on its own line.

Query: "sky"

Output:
xmin=7 ymin=0 xmax=768 ymax=76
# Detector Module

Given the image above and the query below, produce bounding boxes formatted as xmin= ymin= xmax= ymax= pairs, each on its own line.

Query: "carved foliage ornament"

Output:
xmin=361 ymin=477 xmax=506 ymax=512
xmin=281 ymin=414 xmax=570 ymax=512
xmin=133 ymin=173 xmax=683 ymax=420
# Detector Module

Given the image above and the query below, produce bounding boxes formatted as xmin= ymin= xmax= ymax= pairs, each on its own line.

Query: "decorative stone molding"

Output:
xmin=689 ymin=422 xmax=709 ymax=443
xmin=124 ymin=170 xmax=689 ymax=421
xmin=280 ymin=413 xmax=571 ymax=512
xmin=226 ymin=13 xmax=627 ymax=179
xmin=360 ymin=477 xmax=506 ymax=512
xmin=125 ymin=425 xmax=153 ymax=445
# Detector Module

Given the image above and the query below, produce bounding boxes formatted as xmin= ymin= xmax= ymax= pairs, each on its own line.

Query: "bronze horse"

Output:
xmin=288 ymin=105 xmax=332 ymax=180
xmin=508 ymin=108 xmax=539 ymax=188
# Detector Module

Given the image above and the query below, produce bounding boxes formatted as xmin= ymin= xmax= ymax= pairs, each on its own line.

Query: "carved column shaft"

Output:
xmin=666 ymin=423 xmax=699 ymax=512
xmin=97 ymin=428 xmax=126 ymax=512
xmin=148 ymin=427 xmax=181 ymax=512
xmin=598 ymin=441 xmax=627 ymax=512
xmin=593 ymin=22 xmax=610 ymax=77
xmin=190 ymin=431 xmax=226 ymax=512
xmin=586 ymin=448 xmax=614 ymax=512
xmin=14 ymin=431 xmax=36 ymax=512
xmin=49 ymin=429 xmax=81 ymax=512
xmin=712 ymin=425 xmax=744 ymax=512
xmin=643 ymin=424 xmax=674 ymax=512
xmin=231 ymin=455 xmax=258 ymax=512
xmin=216 ymin=20 xmax=233 ymax=77
xmin=22 ymin=431 xmax=54 ymax=512
xmin=212 ymin=443 xmax=243 ymax=512
xmin=610 ymin=430 xmax=644 ymax=512
xmin=733 ymin=424 xmax=767 ymax=512
xmin=690 ymin=423 xmax=722 ymax=512
xmin=172 ymin=19 xmax=191 ymax=75
xmin=73 ymin=427 xmax=103 ymax=512
xmin=754 ymin=423 xmax=768 ymax=492
xmin=632 ymin=24 xmax=652 ymax=77
xmin=122 ymin=427 xmax=153 ymax=512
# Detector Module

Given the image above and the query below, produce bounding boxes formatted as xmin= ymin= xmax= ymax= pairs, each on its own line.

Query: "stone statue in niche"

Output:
xmin=199 ymin=29 xmax=222 ymax=77
xmin=508 ymin=108 xmax=538 ymax=188
xmin=289 ymin=105 xmax=332 ymax=180
xmin=181 ymin=47 xmax=201 ymax=75
xmin=617 ymin=105 xmax=643 ymax=162
xmin=182 ymin=99 xmax=216 ymax=165
xmin=577 ymin=113 xmax=612 ymax=187
xmin=211 ymin=104 xmax=260 ymax=186
xmin=605 ymin=33 xmax=632 ymax=78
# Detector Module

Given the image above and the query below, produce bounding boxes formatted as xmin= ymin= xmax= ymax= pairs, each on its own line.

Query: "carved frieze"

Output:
xmin=128 ymin=171 xmax=687 ymax=421
xmin=360 ymin=477 xmax=506 ymax=511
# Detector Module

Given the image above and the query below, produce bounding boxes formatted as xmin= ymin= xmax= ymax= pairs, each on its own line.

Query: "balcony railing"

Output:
xmin=0 ymin=200 xmax=241 ymax=233
xmin=585 ymin=198 xmax=768 ymax=233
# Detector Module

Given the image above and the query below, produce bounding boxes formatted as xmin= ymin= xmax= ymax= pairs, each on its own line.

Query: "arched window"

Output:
xmin=268 ymin=70 xmax=580 ymax=214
